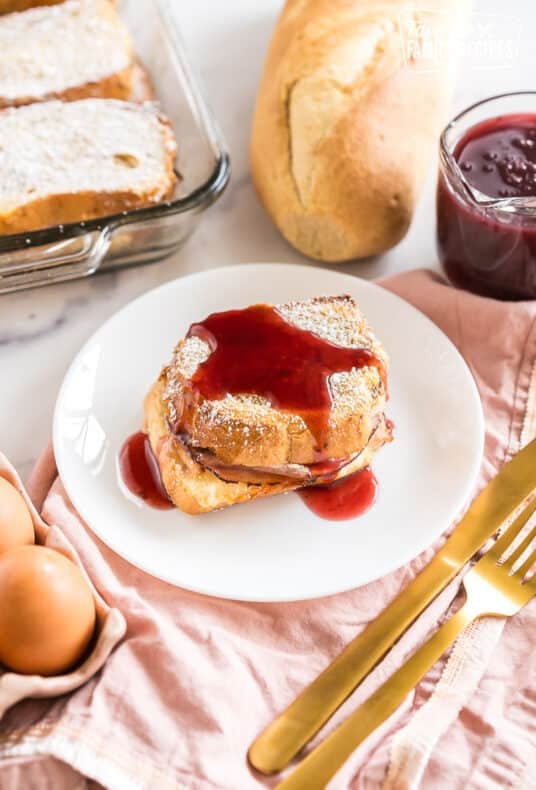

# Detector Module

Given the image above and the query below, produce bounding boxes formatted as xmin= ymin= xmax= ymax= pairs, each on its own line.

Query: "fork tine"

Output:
xmin=515 ymin=548 xmax=536 ymax=581
xmin=487 ymin=497 xmax=536 ymax=562
xmin=504 ymin=525 xmax=536 ymax=571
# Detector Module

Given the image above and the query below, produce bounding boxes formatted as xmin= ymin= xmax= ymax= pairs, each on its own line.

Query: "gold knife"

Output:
xmin=248 ymin=437 xmax=536 ymax=775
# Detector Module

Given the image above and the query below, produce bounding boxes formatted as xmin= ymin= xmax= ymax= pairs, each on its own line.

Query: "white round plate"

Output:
xmin=53 ymin=264 xmax=484 ymax=602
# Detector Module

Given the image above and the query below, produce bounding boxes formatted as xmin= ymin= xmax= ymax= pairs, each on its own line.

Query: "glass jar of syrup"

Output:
xmin=437 ymin=92 xmax=536 ymax=300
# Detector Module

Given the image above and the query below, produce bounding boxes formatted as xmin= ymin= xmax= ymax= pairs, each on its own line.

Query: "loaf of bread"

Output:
xmin=0 ymin=0 xmax=133 ymax=107
xmin=0 ymin=99 xmax=177 ymax=235
xmin=250 ymin=0 xmax=468 ymax=262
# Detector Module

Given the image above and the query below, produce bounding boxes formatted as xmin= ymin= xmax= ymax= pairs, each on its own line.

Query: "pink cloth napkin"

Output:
xmin=0 ymin=269 xmax=535 ymax=790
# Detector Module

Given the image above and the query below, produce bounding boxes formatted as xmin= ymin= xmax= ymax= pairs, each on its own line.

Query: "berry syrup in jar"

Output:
xmin=437 ymin=94 xmax=536 ymax=300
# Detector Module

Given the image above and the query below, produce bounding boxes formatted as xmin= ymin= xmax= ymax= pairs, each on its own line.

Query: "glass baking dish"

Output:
xmin=0 ymin=0 xmax=230 ymax=294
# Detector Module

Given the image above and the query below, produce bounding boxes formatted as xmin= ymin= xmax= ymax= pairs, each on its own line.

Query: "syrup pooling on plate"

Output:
xmin=183 ymin=304 xmax=385 ymax=453
xmin=119 ymin=432 xmax=173 ymax=510
xmin=299 ymin=467 xmax=378 ymax=521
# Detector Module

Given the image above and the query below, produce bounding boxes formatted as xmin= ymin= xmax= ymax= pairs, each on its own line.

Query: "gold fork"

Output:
xmin=274 ymin=497 xmax=536 ymax=790
xmin=249 ymin=439 xmax=536 ymax=775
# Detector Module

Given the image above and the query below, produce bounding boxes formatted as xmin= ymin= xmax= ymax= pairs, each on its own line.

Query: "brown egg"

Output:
xmin=0 ymin=545 xmax=96 ymax=676
xmin=0 ymin=477 xmax=34 ymax=554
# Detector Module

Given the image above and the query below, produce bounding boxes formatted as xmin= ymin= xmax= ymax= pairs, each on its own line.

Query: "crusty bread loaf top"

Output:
xmin=161 ymin=295 xmax=389 ymax=468
xmin=0 ymin=0 xmax=132 ymax=104
xmin=0 ymin=99 xmax=177 ymax=216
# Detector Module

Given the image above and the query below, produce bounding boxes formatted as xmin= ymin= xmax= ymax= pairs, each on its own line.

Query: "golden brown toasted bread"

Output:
xmin=145 ymin=379 xmax=391 ymax=515
xmin=0 ymin=1 xmax=63 ymax=12
xmin=144 ymin=296 xmax=391 ymax=515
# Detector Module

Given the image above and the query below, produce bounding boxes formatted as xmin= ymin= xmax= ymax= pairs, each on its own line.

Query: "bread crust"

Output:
xmin=250 ymin=0 xmax=467 ymax=262
xmin=0 ymin=186 xmax=175 ymax=236
xmin=0 ymin=65 xmax=133 ymax=109
xmin=145 ymin=380 xmax=298 ymax=514
xmin=0 ymin=0 xmax=62 ymax=11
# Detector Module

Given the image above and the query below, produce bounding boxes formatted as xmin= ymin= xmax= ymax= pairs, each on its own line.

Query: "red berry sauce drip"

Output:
xmin=185 ymin=304 xmax=384 ymax=453
xmin=299 ymin=467 xmax=378 ymax=521
xmin=119 ymin=432 xmax=173 ymax=510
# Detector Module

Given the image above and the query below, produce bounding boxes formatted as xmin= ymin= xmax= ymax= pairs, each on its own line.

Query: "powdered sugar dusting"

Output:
xmin=164 ymin=296 xmax=388 ymax=431
xmin=278 ymin=295 xmax=382 ymax=355
xmin=330 ymin=366 xmax=381 ymax=417
xmin=174 ymin=336 xmax=211 ymax=379
xmin=0 ymin=0 xmax=132 ymax=102
xmin=0 ymin=99 xmax=176 ymax=210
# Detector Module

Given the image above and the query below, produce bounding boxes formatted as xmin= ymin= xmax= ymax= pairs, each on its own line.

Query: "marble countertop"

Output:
xmin=1 ymin=0 xmax=533 ymax=480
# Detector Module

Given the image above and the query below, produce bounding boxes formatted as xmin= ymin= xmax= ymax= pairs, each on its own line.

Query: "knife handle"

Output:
xmin=248 ymin=549 xmax=457 ymax=775
xmin=249 ymin=439 xmax=536 ymax=776
xmin=275 ymin=606 xmax=473 ymax=790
